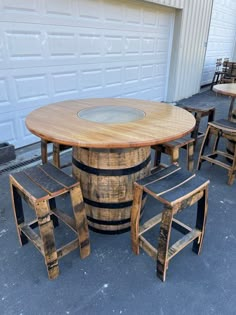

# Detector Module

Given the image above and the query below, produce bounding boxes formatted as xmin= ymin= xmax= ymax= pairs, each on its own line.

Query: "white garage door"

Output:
xmin=201 ymin=0 xmax=236 ymax=86
xmin=0 ymin=0 xmax=174 ymax=148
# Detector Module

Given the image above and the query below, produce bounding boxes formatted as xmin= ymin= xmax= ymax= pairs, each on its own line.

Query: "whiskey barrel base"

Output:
xmin=72 ymin=147 xmax=151 ymax=234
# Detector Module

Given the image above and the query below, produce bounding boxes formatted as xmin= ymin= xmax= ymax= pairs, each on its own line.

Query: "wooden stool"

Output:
xmin=9 ymin=163 xmax=90 ymax=279
xmin=180 ymin=104 xmax=216 ymax=148
xmin=197 ymin=119 xmax=236 ymax=185
xmin=151 ymin=136 xmax=195 ymax=172
xmin=41 ymin=139 xmax=72 ymax=168
xmin=131 ymin=164 xmax=209 ymax=282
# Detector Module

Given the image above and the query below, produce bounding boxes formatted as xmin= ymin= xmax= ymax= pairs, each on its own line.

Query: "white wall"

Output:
xmin=201 ymin=0 xmax=236 ymax=86
xmin=145 ymin=0 xmax=214 ymax=101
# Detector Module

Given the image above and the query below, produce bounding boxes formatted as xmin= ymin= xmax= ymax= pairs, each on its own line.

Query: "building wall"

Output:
xmin=201 ymin=0 xmax=236 ymax=86
xmin=145 ymin=0 xmax=214 ymax=102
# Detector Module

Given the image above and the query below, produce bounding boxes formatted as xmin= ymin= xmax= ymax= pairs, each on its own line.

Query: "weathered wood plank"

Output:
xmin=139 ymin=235 xmax=157 ymax=260
xmin=167 ymin=228 xmax=201 ymax=261
xmin=21 ymin=225 xmax=44 ymax=254
xmin=24 ymin=166 xmax=65 ymax=196
xmin=52 ymin=208 xmax=77 ymax=233
xmin=139 ymin=213 xmax=162 ymax=236
xmin=39 ymin=163 xmax=77 ymax=188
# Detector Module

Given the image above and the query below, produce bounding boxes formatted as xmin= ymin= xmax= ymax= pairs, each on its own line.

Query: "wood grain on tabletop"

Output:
xmin=26 ymin=98 xmax=196 ymax=148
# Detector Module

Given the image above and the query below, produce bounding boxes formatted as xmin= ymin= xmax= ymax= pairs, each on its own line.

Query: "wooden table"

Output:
xmin=26 ymin=98 xmax=195 ymax=234
xmin=213 ymin=83 xmax=236 ymax=121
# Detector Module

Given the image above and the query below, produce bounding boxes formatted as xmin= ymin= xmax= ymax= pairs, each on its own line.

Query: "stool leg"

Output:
xmin=131 ymin=184 xmax=143 ymax=255
xmin=41 ymin=140 xmax=48 ymax=164
xmin=197 ymin=125 xmax=211 ymax=170
xmin=36 ymin=200 xmax=59 ymax=280
xmin=156 ymin=207 xmax=173 ymax=282
xmin=192 ymin=112 xmax=202 ymax=148
xmin=49 ymin=198 xmax=59 ymax=228
xmin=170 ymin=148 xmax=179 ymax=166
xmin=227 ymin=143 xmax=236 ymax=185
xmin=70 ymin=186 xmax=90 ymax=259
xmin=187 ymin=142 xmax=194 ymax=172
xmin=153 ymin=145 xmax=162 ymax=167
xmin=205 ymin=109 xmax=215 ymax=145
xmin=53 ymin=143 xmax=60 ymax=168
xmin=192 ymin=186 xmax=208 ymax=254
xmin=10 ymin=185 xmax=28 ymax=245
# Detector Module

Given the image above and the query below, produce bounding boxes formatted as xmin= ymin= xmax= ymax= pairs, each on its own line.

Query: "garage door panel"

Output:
xmin=1 ymin=0 xmax=174 ymax=148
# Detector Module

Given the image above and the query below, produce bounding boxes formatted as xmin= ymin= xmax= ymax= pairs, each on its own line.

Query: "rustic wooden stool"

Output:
xmin=180 ymin=104 xmax=216 ymax=148
xmin=151 ymin=136 xmax=195 ymax=172
xmin=197 ymin=119 xmax=236 ymax=185
xmin=41 ymin=139 xmax=72 ymax=169
xmin=131 ymin=164 xmax=209 ymax=282
xmin=9 ymin=163 xmax=90 ymax=279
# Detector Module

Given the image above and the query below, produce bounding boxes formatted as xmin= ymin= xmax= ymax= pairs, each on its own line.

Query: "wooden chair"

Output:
xmin=9 ymin=163 xmax=90 ymax=279
xmin=131 ymin=164 xmax=209 ymax=282
xmin=41 ymin=139 xmax=72 ymax=169
xmin=151 ymin=136 xmax=195 ymax=171
xmin=210 ymin=58 xmax=223 ymax=90
xmin=220 ymin=62 xmax=236 ymax=84
xmin=179 ymin=104 xmax=216 ymax=148
xmin=197 ymin=119 xmax=236 ymax=185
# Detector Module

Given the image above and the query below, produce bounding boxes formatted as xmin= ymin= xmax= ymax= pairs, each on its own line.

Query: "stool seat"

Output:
xmin=197 ymin=119 xmax=236 ymax=185
xmin=10 ymin=163 xmax=90 ymax=279
xmin=131 ymin=164 xmax=209 ymax=281
xmin=151 ymin=135 xmax=195 ymax=171
xmin=179 ymin=104 xmax=215 ymax=148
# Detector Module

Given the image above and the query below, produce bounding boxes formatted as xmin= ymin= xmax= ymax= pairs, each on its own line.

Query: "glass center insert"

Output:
xmin=78 ymin=105 xmax=145 ymax=124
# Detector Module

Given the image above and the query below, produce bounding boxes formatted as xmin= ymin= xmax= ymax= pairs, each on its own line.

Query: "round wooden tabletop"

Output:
xmin=26 ymin=98 xmax=196 ymax=148
xmin=213 ymin=83 xmax=236 ymax=97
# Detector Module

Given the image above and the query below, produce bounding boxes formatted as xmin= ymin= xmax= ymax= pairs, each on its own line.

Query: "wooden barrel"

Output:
xmin=226 ymin=109 xmax=236 ymax=156
xmin=72 ymin=146 xmax=151 ymax=234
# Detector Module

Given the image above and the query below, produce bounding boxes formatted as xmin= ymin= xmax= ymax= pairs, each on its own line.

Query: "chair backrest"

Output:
xmin=215 ymin=58 xmax=222 ymax=71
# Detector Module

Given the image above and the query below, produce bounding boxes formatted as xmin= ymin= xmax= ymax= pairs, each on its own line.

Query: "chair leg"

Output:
xmin=205 ymin=109 xmax=215 ymax=145
xmin=192 ymin=186 xmax=208 ymax=254
xmin=36 ymin=200 xmax=59 ymax=280
xmin=197 ymin=125 xmax=211 ymax=170
xmin=131 ymin=184 xmax=143 ymax=255
xmin=41 ymin=140 xmax=48 ymax=164
xmin=187 ymin=142 xmax=194 ymax=172
xmin=70 ymin=186 xmax=90 ymax=259
xmin=192 ymin=112 xmax=202 ymax=148
xmin=10 ymin=185 xmax=28 ymax=245
xmin=227 ymin=143 xmax=236 ymax=185
xmin=156 ymin=207 xmax=173 ymax=282
xmin=170 ymin=148 xmax=179 ymax=165
xmin=53 ymin=143 xmax=60 ymax=168
xmin=49 ymin=198 xmax=59 ymax=228
xmin=153 ymin=145 xmax=162 ymax=167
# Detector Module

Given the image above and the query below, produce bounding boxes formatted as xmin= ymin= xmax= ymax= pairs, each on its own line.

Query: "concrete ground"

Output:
xmin=0 ymin=88 xmax=235 ymax=315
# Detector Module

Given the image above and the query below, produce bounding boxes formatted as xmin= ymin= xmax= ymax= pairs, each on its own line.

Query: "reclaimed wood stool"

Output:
xmin=151 ymin=136 xmax=195 ymax=172
xmin=179 ymin=104 xmax=216 ymax=148
xmin=197 ymin=119 xmax=236 ymax=185
xmin=9 ymin=163 xmax=90 ymax=279
xmin=41 ymin=139 xmax=72 ymax=169
xmin=131 ymin=164 xmax=209 ymax=282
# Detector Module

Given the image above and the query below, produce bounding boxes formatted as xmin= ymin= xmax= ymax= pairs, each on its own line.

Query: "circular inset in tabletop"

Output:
xmin=78 ymin=105 xmax=145 ymax=123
